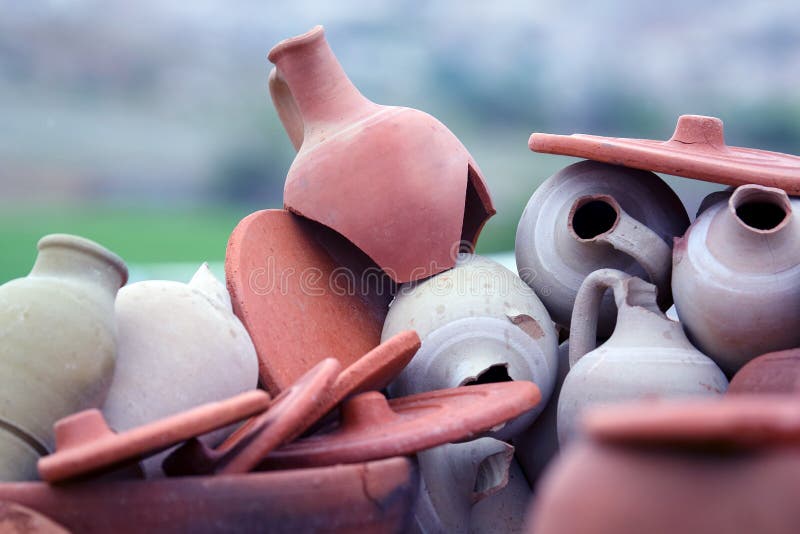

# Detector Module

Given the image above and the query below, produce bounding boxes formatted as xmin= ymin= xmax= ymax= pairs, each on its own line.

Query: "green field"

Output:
xmin=0 ymin=204 xmax=516 ymax=284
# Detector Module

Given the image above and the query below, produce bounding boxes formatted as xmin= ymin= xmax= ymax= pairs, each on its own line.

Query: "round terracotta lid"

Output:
xmin=529 ymin=115 xmax=800 ymax=194
xmin=226 ymin=209 xmax=394 ymax=395
xmin=259 ymin=381 xmax=541 ymax=469
xmin=583 ymin=396 xmax=800 ymax=449
xmin=37 ymin=390 xmax=270 ymax=483
xmin=0 ymin=501 xmax=70 ymax=533
xmin=163 ymin=358 xmax=341 ymax=476
xmin=729 ymin=349 xmax=800 ymax=395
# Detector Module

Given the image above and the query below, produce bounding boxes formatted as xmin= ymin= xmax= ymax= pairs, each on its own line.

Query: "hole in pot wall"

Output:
xmin=572 ymin=200 xmax=618 ymax=239
xmin=736 ymin=202 xmax=787 ymax=231
xmin=473 ymin=450 xmax=511 ymax=499
xmin=462 ymin=364 xmax=513 ymax=386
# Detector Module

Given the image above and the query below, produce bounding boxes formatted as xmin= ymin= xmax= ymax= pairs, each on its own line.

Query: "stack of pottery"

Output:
xmin=2 ymin=23 xmax=800 ymax=534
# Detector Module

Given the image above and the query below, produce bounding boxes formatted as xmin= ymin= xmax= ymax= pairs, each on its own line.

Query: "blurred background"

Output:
xmin=2 ymin=0 xmax=799 ymax=282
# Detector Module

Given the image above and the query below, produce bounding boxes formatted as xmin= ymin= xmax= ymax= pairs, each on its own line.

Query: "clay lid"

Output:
xmin=529 ymin=115 xmax=800 ymax=194
xmin=226 ymin=209 xmax=394 ymax=394
xmin=259 ymin=381 xmax=542 ymax=469
xmin=163 ymin=358 xmax=341 ymax=476
xmin=583 ymin=396 xmax=800 ymax=449
xmin=37 ymin=390 xmax=270 ymax=483
xmin=729 ymin=349 xmax=800 ymax=395
xmin=0 ymin=501 xmax=70 ymax=533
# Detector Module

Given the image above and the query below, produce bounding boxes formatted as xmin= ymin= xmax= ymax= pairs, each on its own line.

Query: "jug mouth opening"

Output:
xmin=730 ymin=184 xmax=791 ymax=234
xmin=38 ymin=234 xmax=129 ymax=285
xmin=268 ymin=25 xmax=325 ymax=63
xmin=569 ymin=195 xmax=620 ymax=241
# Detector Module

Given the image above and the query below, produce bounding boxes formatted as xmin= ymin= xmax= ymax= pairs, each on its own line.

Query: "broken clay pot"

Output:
xmin=163 ymin=359 xmax=340 ymax=476
xmin=383 ymin=253 xmax=559 ymax=439
xmin=558 ymin=269 xmax=727 ymax=444
xmin=528 ymin=397 xmax=800 ymax=534
xmin=728 ymin=348 xmax=800 ymax=395
xmin=0 ymin=234 xmax=128 ymax=481
xmin=38 ymin=390 xmax=270 ymax=483
xmin=226 ymin=208 xmax=393 ymax=395
xmin=260 ymin=381 xmax=541 ymax=469
xmin=269 ymin=26 xmax=495 ymax=283
xmin=1 ymin=457 xmax=418 ymax=533
xmin=672 ymin=184 xmax=800 ymax=376
xmin=411 ymin=438 xmax=522 ymax=534
xmin=529 ymin=114 xmax=800 ymax=194
xmin=101 ymin=263 xmax=259 ymax=478
xmin=515 ymin=160 xmax=688 ymax=336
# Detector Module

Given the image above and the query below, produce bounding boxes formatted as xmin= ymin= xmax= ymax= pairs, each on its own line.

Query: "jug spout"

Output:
xmin=268 ymin=26 xmax=375 ymax=132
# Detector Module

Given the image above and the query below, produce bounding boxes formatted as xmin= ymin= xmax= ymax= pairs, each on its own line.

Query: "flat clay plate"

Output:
xmin=163 ymin=359 xmax=341 ymax=476
xmin=226 ymin=209 xmax=395 ymax=395
xmin=584 ymin=396 xmax=800 ymax=449
xmin=37 ymin=390 xmax=270 ymax=483
xmin=0 ymin=458 xmax=417 ymax=534
xmin=260 ymin=381 xmax=541 ymax=469
xmin=529 ymin=115 xmax=800 ymax=194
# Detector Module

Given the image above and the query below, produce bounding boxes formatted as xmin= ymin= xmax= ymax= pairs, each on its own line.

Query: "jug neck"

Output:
xmin=30 ymin=234 xmax=127 ymax=300
xmin=268 ymin=26 xmax=375 ymax=126
xmin=707 ymin=185 xmax=799 ymax=273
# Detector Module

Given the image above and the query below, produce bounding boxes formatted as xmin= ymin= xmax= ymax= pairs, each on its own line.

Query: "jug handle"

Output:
xmin=571 ymin=195 xmax=672 ymax=310
xmin=268 ymin=67 xmax=304 ymax=151
xmin=568 ymin=269 xmax=660 ymax=367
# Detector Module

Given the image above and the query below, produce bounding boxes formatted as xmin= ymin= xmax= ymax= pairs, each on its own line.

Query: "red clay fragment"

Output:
xmin=529 ymin=115 xmax=800 ymax=194
xmin=728 ymin=349 xmax=800 ymax=395
xmin=37 ymin=391 xmax=270 ymax=484
xmin=269 ymin=26 xmax=494 ymax=283
xmin=260 ymin=381 xmax=541 ymax=469
xmin=226 ymin=209 xmax=394 ymax=395
xmin=0 ymin=458 xmax=418 ymax=534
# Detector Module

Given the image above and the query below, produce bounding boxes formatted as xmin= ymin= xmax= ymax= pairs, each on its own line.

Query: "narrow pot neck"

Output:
xmin=706 ymin=185 xmax=799 ymax=273
xmin=268 ymin=26 xmax=375 ymax=126
xmin=30 ymin=234 xmax=127 ymax=301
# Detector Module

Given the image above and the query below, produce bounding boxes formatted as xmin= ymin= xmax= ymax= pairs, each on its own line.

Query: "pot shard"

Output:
xmin=0 ymin=234 xmax=127 ymax=481
xmin=0 ymin=458 xmax=418 ymax=534
xmin=383 ymin=253 xmax=559 ymax=439
xmin=728 ymin=348 xmax=800 ymax=395
xmin=528 ymin=398 xmax=800 ymax=534
xmin=515 ymin=160 xmax=688 ymax=336
xmin=269 ymin=26 xmax=495 ymax=283
xmin=672 ymin=184 xmax=800 ymax=375
xmin=101 ymin=264 xmax=259 ymax=478
xmin=558 ymin=269 xmax=728 ymax=444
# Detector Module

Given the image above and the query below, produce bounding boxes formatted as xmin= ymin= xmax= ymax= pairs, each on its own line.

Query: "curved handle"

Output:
xmin=570 ymin=195 xmax=672 ymax=310
xmin=568 ymin=269 xmax=658 ymax=367
xmin=268 ymin=67 xmax=304 ymax=151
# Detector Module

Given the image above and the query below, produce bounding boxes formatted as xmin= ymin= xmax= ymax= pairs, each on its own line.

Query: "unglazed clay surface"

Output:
xmin=269 ymin=26 xmax=494 ymax=283
xmin=0 ymin=234 xmax=127 ymax=481
xmin=728 ymin=349 xmax=800 ymax=394
xmin=515 ymin=160 xmax=688 ymax=336
xmin=558 ymin=269 xmax=727 ymax=444
xmin=101 ymin=263 xmax=258 ymax=478
xmin=672 ymin=184 xmax=800 ymax=375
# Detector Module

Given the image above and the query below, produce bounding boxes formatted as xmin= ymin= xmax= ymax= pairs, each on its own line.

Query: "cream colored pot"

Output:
xmin=0 ymin=234 xmax=127 ymax=481
xmin=515 ymin=160 xmax=689 ymax=336
xmin=558 ymin=269 xmax=727 ymax=444
xmin=102 ymin=264 xmax=258 ymax=477
xmin=672 ymin=184 xmax=800 ymax=376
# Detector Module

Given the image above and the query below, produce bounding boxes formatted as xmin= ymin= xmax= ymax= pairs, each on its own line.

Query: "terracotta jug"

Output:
xmin=411 ymin=438 xmax=526 ymax=534
xmin=382 ymin=253 xmax=559 ymax=438
xmin=101 ymin=264 xmax=259 ymax=477
xmin=515 ymin=160 xmax=689 ymax=336
xmin=268 ymin=26 xmax=495 ymax=283
xmin=0 ymin=234 xmax=127 ymax=481
xmin=672 ymin=184 xmax=800 ymax=376
xmin=558 ymin=269 xmax=727 ymax=444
